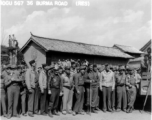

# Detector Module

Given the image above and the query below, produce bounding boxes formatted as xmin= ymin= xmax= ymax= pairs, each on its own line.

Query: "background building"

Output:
xmin=20 ymin=33 xmax=133 ymax=68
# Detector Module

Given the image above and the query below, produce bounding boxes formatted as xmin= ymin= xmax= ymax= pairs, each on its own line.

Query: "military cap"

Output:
xmin=109 ymin=65 xmax=114 ymax=70
xmin=42 ymin=64 xmax=47 ymax=68
xmin=29 ymin=60 xmax=35 ymax=66
xmin=93 ymin=64 xmax=97 ymax=68
xmin=80 ymin=66 xmax=86 ymax=70
xmin=58 ymin=66 xmax=63 ymax=70
xmin=105 ymin=63 xmax=109 ymax=66
xmin=38 ymin=66 xmax=42 ymax=69
xmin=119 ymin=66 xmax=125 ymax=70
xmin=76 ymin=66 xmax=80 ymax=70
xmin=127 ymin=67 xmax=133 ymax=71
xmin=65 ymin=66 xmax=70 ymax=70
xmin=46 ymin=65 xmax=54 ymax=70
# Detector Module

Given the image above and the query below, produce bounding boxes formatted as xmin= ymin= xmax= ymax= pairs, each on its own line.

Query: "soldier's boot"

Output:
xmin=3 ymin=113 xmax=7 ymax=117
xmin=86 ymin=106 xmax=91 ymax=115
xmin=48 ymin=111 xmax=53 ymax=117
xmin=91 ymin=107 xmax=98 ymax=113
xmin=28 ymin=112 xmax=34 ymax=117
xmin=53 ymin=110 xmax=60 ymax=116
xmin=7 ymin=114 xmax=12 ymax=119
xmin=126 ymin=106 xmax=131 ymax=113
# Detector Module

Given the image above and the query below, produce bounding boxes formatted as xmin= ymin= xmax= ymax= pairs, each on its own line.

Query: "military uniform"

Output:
xmin=126 ymin=71 xmax=139 ymax=113
xmin=39 ymin=69 xmax=47 ymax=114
xmin=5 ymin=66 xmax=21 ymax=118
xmin=25 ymin=68 xmax=39 ymax=116
xmin=20 ymin=71 xmax=27 ymax=115
xmin=1 ymin=71 xmax=7 ymax=117
xmin=84 ymin=70 xmax=95 ymax=113
xmin=115 ymin=72 xmax=127 ymax=111
xmin=73 ymin=73 xmax=85 ymax=113
xmin=91 ymin=71 xmax=100 ymax=111
xmin=48 ymin=72 xmax=62 ymax=116
xmin=61 ymin=72 xmax=74 ymax=113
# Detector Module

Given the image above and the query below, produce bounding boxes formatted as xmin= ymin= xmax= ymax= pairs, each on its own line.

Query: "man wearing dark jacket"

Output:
xmin=48 ymin=67 xmax=63 ymax=117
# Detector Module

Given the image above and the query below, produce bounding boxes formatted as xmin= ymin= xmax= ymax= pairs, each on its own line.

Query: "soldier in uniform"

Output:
xmin=5 ymin=65 xmax=21 ymax=118
xmin=72 ymin=66 xmax=86 ymax=116
xmin=25 ymin=60 xmax=38 ymax=117
xmin=110 ymin=65 xmax=116 ymax=111
xmin=39 ymin=64 xmax=48 ymax=115
xmin=19 ymin=65 xmax=27 ymax=116
xmin=99 ymin=64 xmax=115 ymax=112
xmin=91 ymin=64 xmax=100 ymax=112
xmin=61 ymin=67 xmax=74 ymax=115
xmin=48 ymin=67 xmax=63 ymax=117
xmin=126 ymin=68 xmax=140 ymax=113
xmin=84 ymin=64 xmax=94 ymax=114
xmin=115 ymin=66 xmax=127 ymax=112
xmin=0 ymin=66 xmax=8 ymax=117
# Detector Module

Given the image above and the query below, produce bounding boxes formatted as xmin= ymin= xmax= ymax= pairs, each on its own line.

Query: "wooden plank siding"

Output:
xmin=46 ymin=51 xmax=129 ymax=66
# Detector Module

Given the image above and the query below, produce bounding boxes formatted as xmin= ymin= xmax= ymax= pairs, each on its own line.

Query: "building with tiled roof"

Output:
xmin=20 ymin=33 xmax=133 ymax=67
xmin=113 ymin=44 xmax=143 ymax=58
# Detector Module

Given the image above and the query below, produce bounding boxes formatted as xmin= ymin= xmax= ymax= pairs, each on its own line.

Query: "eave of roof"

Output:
xmin=113 ymin=44 xmax=143 ymax=54
xmin=20 ymin=33 xmax=133 ymax=59
xmin=140 ymin=40 xmax=151 ymax=51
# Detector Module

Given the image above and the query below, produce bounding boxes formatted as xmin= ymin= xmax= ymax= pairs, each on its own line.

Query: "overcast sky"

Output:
xmin=1 ymin=0 xmax=151 ymax=49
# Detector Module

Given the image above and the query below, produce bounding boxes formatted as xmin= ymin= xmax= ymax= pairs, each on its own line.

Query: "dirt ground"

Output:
xmin=1 ymin=110 xmax=151 ymax=120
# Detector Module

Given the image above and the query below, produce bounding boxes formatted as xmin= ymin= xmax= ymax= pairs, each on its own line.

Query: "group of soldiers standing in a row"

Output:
xmin=1 ymin=59 xmax=142 ymax=119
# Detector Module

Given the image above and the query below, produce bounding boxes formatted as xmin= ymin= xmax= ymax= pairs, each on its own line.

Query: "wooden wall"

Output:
xmin=46 ymin=51 xmax=129 ymax=66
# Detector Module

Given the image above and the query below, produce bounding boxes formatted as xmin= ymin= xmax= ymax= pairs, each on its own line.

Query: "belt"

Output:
xmin=117 ymin=84 xmax=125 ymax=87
xmin=63 ymin=86 xmax=71 ymax=89
xmin=11 ymin=83 xmax=19 ymax=86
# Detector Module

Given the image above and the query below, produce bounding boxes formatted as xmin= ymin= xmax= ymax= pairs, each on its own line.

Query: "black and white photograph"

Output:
xmin=0 ymin=0 xmax=151 ymax=120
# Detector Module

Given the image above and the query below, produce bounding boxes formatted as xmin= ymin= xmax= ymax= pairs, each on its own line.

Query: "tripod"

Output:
xmin=142 ymin=73 xmax=151 ymax=111
xmin=141 ymin=58 xmax=151 ymax=112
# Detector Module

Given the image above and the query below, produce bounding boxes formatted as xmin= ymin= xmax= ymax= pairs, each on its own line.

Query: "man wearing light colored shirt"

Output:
xmin=39 ymin=64 xmax=47 ymax=115
xmin=99 ymin=64 xmax=115 ymax=112
xmin=61 ymin=67 xmax=74 ymax=115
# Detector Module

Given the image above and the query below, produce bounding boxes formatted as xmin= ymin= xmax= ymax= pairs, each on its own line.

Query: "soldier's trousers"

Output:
xmin=7 ymin=85 xmax=20 ymax=116
xmin=73 ymin=86 xmax=84 ymax=113
xmin=116 ymin=86 xmax=127 ymax=110
xmin=40 ymin=89 xmax=47 ymax=114
xmin=34 ymin=86 xmax=40 ymax=114
xmin=21 ymin=92 xmax=26 ymax=114
xmin=92 ymin=87 xmax=98 ymax=108
xmin=102 ymin=86 xmax=112 ymax=111
xmin=62 ymin=86 xmax=73 ymax=112
xmin=0 ymin=89 xmax=7 ymax=115
xmin=27 ymin=88 xmax=35 ymax=114
xmin=86 ymin=87 xmax=92 ymax=107
xmin=112 ymin=89 xmax=115 ymax=109
xmin=127 ymin=87 xmax=137 ymax=108
xmin=48 ymin=88 xmax=60 ymax=111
